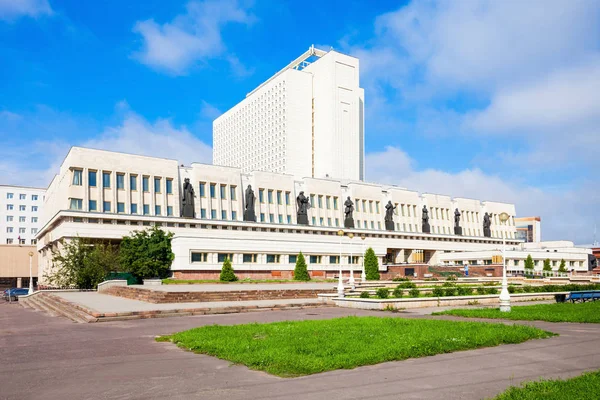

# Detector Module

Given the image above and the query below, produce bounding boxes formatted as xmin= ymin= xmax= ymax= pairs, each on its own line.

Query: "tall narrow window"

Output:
xmin=88 ymin=171 xmax=97 ymax=187
xmin=154 ymin=178 xmax=161 ymax=193
xmin=199 ymin=183 xmax=206 ymax=197
xmin=210 ymin=183 xmax=216 ymax=198
xmin=72 ymin=170 xmax=82 ymax=186
xmin=277 ymin=191 xmax=282 ymax=205
xmin=230 ymin=186 xmax=237 ymax=200
xmin=220 ymin=185 xmax=226 ymax=199
xmin=69 ymin=198 xmax=83 ymax=210
xmin=117 ymin=174 xmax=125 ymax=189
xmin=166 ymin=179 xmax=173 ymax=194
xmin=102 ymin=172 xmax=111 ymax=188
xmin=103 ymin=201 xmax=111 ymax=212
xmin=285 ymin=192 xmax=290 ymax=205
xmin=259 ymin=189 xmax=265 ymax=203
xmin=130 ymin=175 xmax=137 ymax=191
xmin=268 ymin=190 xmax=273 ymax=204
xmin=89 ymin=200 xmax=97 ymax=211
xmin=117 ymin=202 xmax=125 ymax=213
xmin=155 ymin=205 xmax=161 ymax=215
xmin=142 ymin=176 xmax=149 ymax=192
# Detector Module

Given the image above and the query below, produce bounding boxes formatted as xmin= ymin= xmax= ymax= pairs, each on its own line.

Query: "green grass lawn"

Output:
xmin=491 ymin=369 xmax=600 ymax=399
xmin=157 ymin=316 xmax=554 ymax=377
xmin=433 ymin=301 xmax=600 ymax=323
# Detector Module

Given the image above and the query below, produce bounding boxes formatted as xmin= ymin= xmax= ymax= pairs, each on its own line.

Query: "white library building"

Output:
xmin=35 ymin=47 xmax=592 ymax=282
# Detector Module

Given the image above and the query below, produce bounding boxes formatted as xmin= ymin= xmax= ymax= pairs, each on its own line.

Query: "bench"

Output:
xmin=565 ymin=291 xmax=600 ymax=303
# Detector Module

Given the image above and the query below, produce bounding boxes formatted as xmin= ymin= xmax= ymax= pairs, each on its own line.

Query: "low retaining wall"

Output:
xmin=97 ymin=280 xmax=128 ymax=293
xmin=333 ymin=292 xmax=562 ymax=310
xmin=105 ymin=286 xmax=333 ymax=303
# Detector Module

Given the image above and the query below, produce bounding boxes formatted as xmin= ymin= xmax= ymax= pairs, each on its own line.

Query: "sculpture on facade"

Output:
xmin=454 ymin=208 xmax=462 ymax=235
xmin=384 ymin=201 xmax=396 ymax=231
xmin=344 ymin=196 xmax=355 ymax=228
xmin=483 ymin=212 xmax=492 ymax=237
xmin=181 ymin=178 xmax=195 ymax=218
xmin=422 ymin=205 xmax=431 ymax=233
xmin=296 ymin=191 xmax=310 ymax=225
xmin=243 ymin=185 xmax=256 ymax=222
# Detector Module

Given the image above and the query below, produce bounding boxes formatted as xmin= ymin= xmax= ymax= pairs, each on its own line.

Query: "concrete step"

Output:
xmin=25 ymin=295 xmax=60 ymax=317
xmin=40 ymin=294 xmax=96 ymax=323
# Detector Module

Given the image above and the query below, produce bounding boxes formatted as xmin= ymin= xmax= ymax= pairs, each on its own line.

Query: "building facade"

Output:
xmin=515 ymin=216 xmax=541 ymax=242
xmin=0 ymin=185 xmax=45 ymax=245
xmin=213 ymin=46 xmax=365 ymax=181
xmin=34 ymin=147 xmax=542 ymax=283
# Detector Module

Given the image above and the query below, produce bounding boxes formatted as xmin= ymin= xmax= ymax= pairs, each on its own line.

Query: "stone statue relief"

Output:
xmin=483 ymin=212 xmax=491 ymax=237
xmin=181 ymin=178 xmax=195 ymax=218
xmin=243 ymin=185 xmax=256 ymax=222
xmin=344 ymin=197 xmax=354 ymax=220
xmin=296 ymin=191 xmax=310 ymax=225
xmin=422 ymin=205 xmax=429 ymax=224
xmin=454 ymin=208 xmax=461 ymax=228
xmin=384 ymin=201 xmax=396 ymax=222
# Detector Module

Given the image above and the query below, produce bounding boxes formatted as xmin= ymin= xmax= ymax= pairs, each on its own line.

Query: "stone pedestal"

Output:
xmin=297 ymin=214 xmax=309 ymax=225
xmin=344 ymin=217 xmax=355 ymax=228
xmin=454 ymin=226 xmax=462 ymax=235
xmin=422 ymin=222 xmax=430 ymax=233
xmin=244 ymin=209 xmax=256 ymax=222
xmin=385 ymin=220 xmax=395 ymax=231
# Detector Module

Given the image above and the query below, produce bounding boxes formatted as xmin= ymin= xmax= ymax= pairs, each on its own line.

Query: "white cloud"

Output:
xmin=0 ymin=0 xmax=52 ymax=21
xmin=199 ymin=100 xmax=222 ymax=120
xmin=366 ymin=147 xmax=599 ymax=244
xmin=132 ymin=0 xmax=255 ymax=75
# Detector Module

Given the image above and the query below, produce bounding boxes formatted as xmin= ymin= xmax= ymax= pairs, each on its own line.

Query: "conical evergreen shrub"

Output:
xmin=558 ymin=259 xmax=567 ymax=273
xmin=364 ymin=247 xmax=380 ymax=280
xmin=219 ymin=258 xmax=238 ymax=282
xmin=293 ymin=252 xmax=310 ymax=281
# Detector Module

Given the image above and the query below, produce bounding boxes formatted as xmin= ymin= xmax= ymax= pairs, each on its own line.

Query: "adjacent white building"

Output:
xmin=213 ymin=46 xmax=365 ymax=181
xmin=0 ymin=185 xmax=45 ymax=245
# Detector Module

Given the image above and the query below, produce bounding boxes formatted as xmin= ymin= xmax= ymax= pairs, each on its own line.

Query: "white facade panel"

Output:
xmin=0 ymin=186 xmax=45 ymax=245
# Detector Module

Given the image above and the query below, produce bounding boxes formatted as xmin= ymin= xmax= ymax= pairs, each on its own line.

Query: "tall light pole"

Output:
xmin=499 ymin=212 xmax=511 ymax=312
xmin=348 ymin=233 xmax=355 ymax=290
xmin=337 ymin=230 xmax=345 ymax=297
xmin=28 ymin=251 xmax=34 ymax=295
xmin=360 ymin=234 xmax=366 ymax=281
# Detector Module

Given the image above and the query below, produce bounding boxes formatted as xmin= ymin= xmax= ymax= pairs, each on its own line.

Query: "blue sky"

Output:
xmin=1 ymin=0 xmax=599 ymax=243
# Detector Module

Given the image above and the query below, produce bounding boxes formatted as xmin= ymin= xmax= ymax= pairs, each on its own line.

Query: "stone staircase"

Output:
xmin=20 ymin=292 xmax=97 ymax=323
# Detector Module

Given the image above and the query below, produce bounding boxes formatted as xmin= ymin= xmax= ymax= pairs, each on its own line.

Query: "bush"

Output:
xmin=523 ymin=285 xmax=533 ymax=293
xmin=543 ymin=258 xmax=552 ymax=272
xmin=432 ymin=287 xmax=444 ymax=297
xmin=409 ymin=288 xmax=420 ymax=298
xmin=397 ymin=281 xmax=416 ymax=289
xmin=457 ymin=286 xmax=473 ymax=296
xmin=293 ymin=252 xmax=310 ymax=281
xmin=525 ymin=254 xmax=534 ymax=272
xmin=359 ymin=291 xmax=370 ymax=299
xmin=486 ymin=287 xmax=499 ymax=295
xmin=219 ymin=258 xmax=238 ymax=282
xmin=558 ymin=259 xmax=567 ymax=273
xmin=446 ymin=275 xmax=458 ymax=281
xmin=392 ymin=287 xmax=404 ymax=298
xmin=442 ymin=282 xmax=456 ymax=288
xmin=392 ymin=276 xmax=409 ymax=282
xmin=120 ymin=226 xmax=174 ymax=279
xmin=476 ymin=286 xmax=486 ymax=295
xmin=508 ymin=285 xmax=516 ymax=294
xmin=376 ymin=288 xmax=389 ymax=299
xmin=364 ymin=248 xmax=380 ymax=280
xmin=444 ymin=287 xmax=457 ymax=297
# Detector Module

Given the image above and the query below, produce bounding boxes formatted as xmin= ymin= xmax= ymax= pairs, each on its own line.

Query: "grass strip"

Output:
xmin=433 ymin=301 xmax=600 ymax=323
xmin=157 ymin=316 xmax=554 ymax=377
xmin=491 ymin=369 xmax=600 ymax=400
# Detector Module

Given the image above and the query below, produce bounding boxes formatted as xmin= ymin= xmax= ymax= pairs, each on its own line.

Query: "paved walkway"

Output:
xmin=54 ymin=291 xmax=324 ymax=313
xmin=2 ymin=302 xmax=600 ymax=400
xmin=130 ymin=282 xmax=335 ymax=292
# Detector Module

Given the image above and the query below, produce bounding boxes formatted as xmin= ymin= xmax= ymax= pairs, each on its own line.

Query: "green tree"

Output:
xmin=543 ymin=258 xmax=552 ymax=272
xmin=119 ymin=226 xmax=174 ymax=279
xmin=293 ymin=252 xmax=310 ymax=281
xmin=524 ymin=254 xmax=534 ymax=271
xmin=558 ymin=259 xmax=567 ymax=273
xmin=220 ymin=257 xmax=238 ymax=282
xmin=364 ymin=247 xmax=380 ymax=280
xmin=45 ymin=237 xmax=120 ymax=289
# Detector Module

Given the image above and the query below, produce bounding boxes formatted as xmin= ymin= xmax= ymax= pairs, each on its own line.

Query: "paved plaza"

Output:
xmin=2 ymin=302 xmax=600 ymax=400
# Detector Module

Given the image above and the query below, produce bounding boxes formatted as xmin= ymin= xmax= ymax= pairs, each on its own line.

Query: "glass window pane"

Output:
xmin=166 ymin=179 xmax=173 ymax=194
xmin=89 ymin=171 xmax=97 ymax=187
xmin=103 ymin=172 xmax=111 ymax=188
xmin=130 ymin=175 xmax=137 ymax=191
xmin=117 ymin=174 xmax=125 ymax=189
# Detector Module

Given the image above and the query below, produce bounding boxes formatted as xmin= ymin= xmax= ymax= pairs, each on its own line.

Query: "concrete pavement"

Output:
xmin=1 ymin=301 xmax=600 ymax=400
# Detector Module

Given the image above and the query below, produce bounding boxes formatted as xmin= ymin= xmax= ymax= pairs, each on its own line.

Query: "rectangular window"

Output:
xmin=407 ymin=206 xmax=411 ymax=217
xmin=19 ymin=205 xmax=26 ymax=211
xmin=369 ymin=201 xmax=373 ymax=213
xmin=218 ymin=253 xmax=233 ymax=263
xmin=278 ymin=215 xmax=283 ymax=223
xmin=166 ymin=179 xmax=173 ymax=194
xmin=167 ymin=206 xmax=173 ymax=216
xmin=154 ymin=178 xmax=161 ymax=193
xmin=19 ymin=216 xmax=25 ymax=222
xmin=31 ymin=217 xmax=37 ymax=223
xmin=378 ymin=222 xmax=381 ymax=230
xmin=318 ymin=196 xmax=323 ymax=208
xmin=327 ymin=217 xmax=332 ymax=226
xmin=32 ymin=195 xmax=38 ymax=201
xmin=231 ymin=211 xmax=237 ymax=220
xmin=243 ymin=254 xmax=257 ymax=263
xmin=155 ymin=205 xmax=161 ymax=215
xmin=357 ymin=221 xmax=361 ymax=228
xmin=221 ymin=210 xmax=227 ymax=220
xmin=289 ymin=255 xmax=297 ymax=264
xmin=88 ymin=171 xmax=97 ymax=187
xmin=269 ymin=213 xmax=274 ymax=223
xmin=6 ymin=204 xmax=12 ymax=210
xmin=266 ymin=254 xmax=280 ymax=263
xmin=220 ymin=185 xmax=226 ymax=199
xmin=319 ymin=217 xmax=324 ymax=226
xmin=72 ymin=169 xmax=82 ymax=186
xmin=19 ymin=193 xmax=26 ymax=200
xmin=260 ymin=213 xmax=265 ymax=222
xmin=199 ymin=183 xmax=206 ymax=197
xmin=285 ymin=192 xmax=290 ymax=205
xmin=230 ymin=186 xmax=237 ymax=200
xmin=333 ymin=197 xmax=338 ymax=210
xmin=6 ymin=227 xmax=13 ymax=233
xmin=103 ymin=201 xmax=111 ymax=212
xmin=326 ymin=196 xmax=331 ymax=209
xmin=268 ymin=190 xmax=273 ymax=204
xmin=6 ymin=216 xmax=12 ymax=222
xmin=89 ymin=200 xmax=97 ymax=211
xmin=116 ymin=174 xmax=125 ymax=189
xmin=330 ymin=255 xmax=339 ymax=264
xmin=143 ymin=204 xmax=149 ymax=215
xmin=6 ymin=193 xmax=13 ymax=199
xmin=69 ymin=198 xmax=83 ymax=210
xmin=355 ymin=200 xmax=360 ymax=212
xmin=130 ymin=175 xmax=137 ymax=191
xmin=277 ymin=191 xmax=282 ymax=205
xmin=102 ymin=172 xmax=111 ymax=188
xmin=142 ymin=176 xmax=149 ymax=192
xmin=210 ymin=183 xmax=216 ymax=198
xmin=312 ymin=216 xmax=316 ymax=225
xmin=200 ymin=209 xmax=207 ymax=218
xmin=376 ymin=202 xmax=380 ymax=213
xmin=335 ymin=218 xmax=339 ymax=227
xmin=310 ymin=194 xmax=315 ymax=206
xmin=371 ymin=221 xmax=375 ymax=229
xmin=19 ymin=227 xmax=26 ymax=234
xmin=117 ymin=202 xmax=125 ymax=213
xmin=6 ymin=239 xmax=13 ymax=244
xmin=309 ymin=255 xmax=321 ymax=264
xmin=191 ymin=252 xmax=208 ymax=263
xmin=287 ymin=215 xmax=292 ymax=224
xmin=259 ymin=189 xmax=265 ymax=203
xmin=131 ymin=203 xmax=138 ymax=214
xmin=211 ymin=209 xmax=217 ymax=219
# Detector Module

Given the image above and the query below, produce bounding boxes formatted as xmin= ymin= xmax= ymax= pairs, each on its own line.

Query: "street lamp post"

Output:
xmin=28 ymin=251 xmax=34 ymax=295
xmin=337 ymin=230 xmax=345 ymax=297
xmin=360 ymin=234 xmax=366 ymax=281
xmin=348 ymin=233 xmax=355 ymax=290
xmin=498 ymin=212 xmax=511 ymax=312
